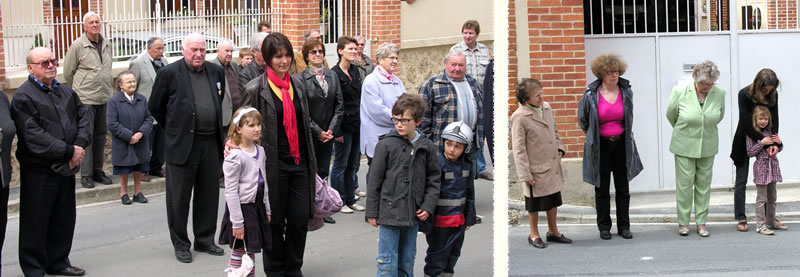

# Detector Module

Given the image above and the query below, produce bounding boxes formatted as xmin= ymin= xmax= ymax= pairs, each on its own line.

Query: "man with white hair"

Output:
xmin=63 ymin=11 xmax=114 ymax=189
xmin=129 ymin=37 xmax=169 ymax=181
xmin=210 ymin=41 xmax=240 ymax=125
xmin=149 ymin=33 xmax=227 ymax=263
xmin=238 ymin=32 xmax=268 ymax=92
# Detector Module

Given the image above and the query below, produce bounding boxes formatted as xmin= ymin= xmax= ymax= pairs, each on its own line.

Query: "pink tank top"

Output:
xmin=598 ymin=89 xmax=624 ymax=137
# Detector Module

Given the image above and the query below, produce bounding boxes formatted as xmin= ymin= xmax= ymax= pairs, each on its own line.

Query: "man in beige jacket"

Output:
xmin=63 ymin=11 xmax=114 ymax=188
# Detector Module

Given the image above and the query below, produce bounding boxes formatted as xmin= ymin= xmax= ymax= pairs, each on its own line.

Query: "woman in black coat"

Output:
xmin=241 ymin=32 xmax=318 ymax=277
xmin=107 ymin=71 xmax=154 ymax=205
xmin=730 ymin=68 xmax=781 ymax=232
xmin=0 ymin=91 xmax=17 ymax=271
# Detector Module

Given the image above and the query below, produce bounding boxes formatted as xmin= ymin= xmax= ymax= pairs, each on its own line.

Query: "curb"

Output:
xmin=8 ymin=177 xmax=167 ymax=216
xmin=508 ymin=201 xmax=800 ymax=225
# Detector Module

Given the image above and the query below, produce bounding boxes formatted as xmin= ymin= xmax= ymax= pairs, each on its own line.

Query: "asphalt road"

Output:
xmin=509 ymin=223 xmax=800 ymax=276
xmin=0 ymin=160 xmax=494 ymax=277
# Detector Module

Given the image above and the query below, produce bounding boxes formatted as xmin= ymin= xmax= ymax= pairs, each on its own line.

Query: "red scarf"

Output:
xmin=267 ymin=67 xmax=300 ymax=164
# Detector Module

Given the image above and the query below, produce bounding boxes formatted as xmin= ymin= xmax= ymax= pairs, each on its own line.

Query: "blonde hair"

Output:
xmin=752 ymin=105 xmax=772 ymax=132
xmin=227 ymin=106 xmax=262 ymax=145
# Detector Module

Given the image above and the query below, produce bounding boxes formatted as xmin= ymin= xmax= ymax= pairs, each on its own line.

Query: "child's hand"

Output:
xmin=368 ymin=218 xmax=378 ymax=228
xmin=224 ymin=140 xmax=239 ymax=158
xmin=416 ymin=209 xmax=430 ymax=221
xmin=772 ymin=134 xmax=782 ymax=144
xmin=769 ymin=146 xmax=779 ymax=157
xmin=760 ymin=136 xmax=774 ymax=145
xmin=232 ymin=227 xmax=244 ymax=240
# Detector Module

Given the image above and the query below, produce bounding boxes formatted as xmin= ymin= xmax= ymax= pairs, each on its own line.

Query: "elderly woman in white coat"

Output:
xmin=511 ymin=78 xmax=571 ymax=249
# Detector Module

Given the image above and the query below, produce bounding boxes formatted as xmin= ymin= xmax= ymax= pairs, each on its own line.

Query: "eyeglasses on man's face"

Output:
xmin=392 ymin=117 xmax=413 ymax=125
xmin=31 ymin=59 xmax=59 ymax=68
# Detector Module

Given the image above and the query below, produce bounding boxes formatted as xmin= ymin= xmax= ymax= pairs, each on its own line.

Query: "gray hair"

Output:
xmin=218 ymin=40 xmax=234 ymax=49
xmin=692 ymin=60 xmax=721 ymax=83
xmin=116 ymin=70 xmax=135 ymax=89
xmin=249 ymin=32 xmax=268 ymax=51
xmin=304 ymin=30 xmax=320 ymax=41
xmin=182 ymin=32 xmax=206 ymax=48
xmin=443 ymin=51 xmax=465 ymax=64
xmin=375 ymin=43 xmax=399 ymax=61
xmin=83 ymin=11 xmax=100 ymax=23
xmin=146 ymin=37 xmax=162 ymax=49
xmin=354 ymin=35 xmax=366 ymax=43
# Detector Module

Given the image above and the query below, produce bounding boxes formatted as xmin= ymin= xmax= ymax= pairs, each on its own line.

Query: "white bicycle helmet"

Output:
xmin=441 ymin=121 xmax=474 ymax=152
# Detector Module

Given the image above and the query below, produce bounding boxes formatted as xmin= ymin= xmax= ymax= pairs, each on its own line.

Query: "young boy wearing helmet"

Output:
xmin=420 ymin=121 xmax=477 ymax=277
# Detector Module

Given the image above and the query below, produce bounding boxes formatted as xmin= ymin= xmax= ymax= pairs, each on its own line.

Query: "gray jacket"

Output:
xmin=366 ymin=130 xmax=441 ymax=227
xmin=210 ymin=58 xmax=240 ymax=127
xmin=578 ymin=78 xmax=643 ymax=187
xmin=129 ymin=52 xmax=168 ymax=100
xmin=63 ymin=33 xmax=114 ymax=105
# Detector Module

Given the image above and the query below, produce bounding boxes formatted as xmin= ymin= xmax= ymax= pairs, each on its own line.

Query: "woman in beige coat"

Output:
xmin=511 ymin=78 xmax=571 ymax=249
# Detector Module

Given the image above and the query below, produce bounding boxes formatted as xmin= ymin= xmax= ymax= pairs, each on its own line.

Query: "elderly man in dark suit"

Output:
xmin=148 ymin=33 xmax=227 ymax=263
xmin=13 ymin=47 xmax=91 ymax=277
xmin=129 ymin=37 xmax=169 ymax=181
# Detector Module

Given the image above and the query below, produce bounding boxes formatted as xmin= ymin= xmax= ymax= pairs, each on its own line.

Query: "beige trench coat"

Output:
xmin=511 ymin=102 xmax=565 ymax=198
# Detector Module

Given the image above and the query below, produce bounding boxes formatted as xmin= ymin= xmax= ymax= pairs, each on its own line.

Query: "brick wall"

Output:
xmin=710 ymin=0 xmax=730 ymax=30
xmin=281 ymin=0 xmax=322 ymax=51
xmin=508 ymin=0 xmax=518 ymax=118
xmin=768 ymin=0 xmax=799 ymax=29
xmin=510 ymin=0 xmax=587 ymax=157
xmin=364 ymin=0 xmax=401 ymax=73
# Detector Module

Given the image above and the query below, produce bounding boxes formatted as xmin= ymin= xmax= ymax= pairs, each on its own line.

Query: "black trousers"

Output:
xmin=313 ymin=139 xmax=333 ymax=179
xmin=18 ymin=167 xmax=77 ymax=277
xmin=734 ymin=164 xmax=749 ymax=221
xmin=265 ymin=164 xmax=311 ymax=277
xmin=80 ymin=104 xmax=107 ymax=177
xmin=0 ymin=186 xmax=8 ymax=272
xmin=165 ymin=135 xmax=221 ymax=250
xmin=424 ymin=226 xmax=466 ymax=277
xmin=148 ymin=124 xmax=166 ymax=175
xmin=595 ymin=138 xmax=631 ymax=232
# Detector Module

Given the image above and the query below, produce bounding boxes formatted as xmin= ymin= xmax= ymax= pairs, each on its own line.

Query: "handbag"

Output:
xmin=308 ymin=174 xmax=344 ymax=231
xmin=224 ymin=238 xmax=254 ymax=277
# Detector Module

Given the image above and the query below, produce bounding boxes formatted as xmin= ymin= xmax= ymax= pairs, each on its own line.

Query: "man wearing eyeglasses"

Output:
xmin=63 ymin=11 xmax=114 ymax=189
xmin=12 ymin=47 xmax=92 ymax=277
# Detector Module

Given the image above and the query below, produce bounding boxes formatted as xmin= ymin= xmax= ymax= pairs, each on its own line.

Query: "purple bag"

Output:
xmin=308 ymin=174 xmax=343 ymax=231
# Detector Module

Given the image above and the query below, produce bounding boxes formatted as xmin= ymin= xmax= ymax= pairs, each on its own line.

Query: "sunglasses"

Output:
xmin=32 ymin=59 xmax=59 ymax=68
xmin=310 ymin=50 xmax=324 ymax=55
xmin=391 ymin=117 xmax=413 ymax=125
xmin=357 ymin=43 xmax=365 ymax=46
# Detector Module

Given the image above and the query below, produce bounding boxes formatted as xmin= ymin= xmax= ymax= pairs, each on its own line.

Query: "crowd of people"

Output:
xmin=0 ymin=11 xmax=493 ymax=277
xmin=512 ymin=55 xmax=787 ymax=249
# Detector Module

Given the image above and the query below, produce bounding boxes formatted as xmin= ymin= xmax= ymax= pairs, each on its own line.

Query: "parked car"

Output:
xmin=111 ymin=31 xmax=231 ymax=61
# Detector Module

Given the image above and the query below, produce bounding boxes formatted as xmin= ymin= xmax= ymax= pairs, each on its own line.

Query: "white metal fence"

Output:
xmin=320 ymin=0 xmax=373 ymax=44
xmin=1 ymin=0 xmax=283 ymax=68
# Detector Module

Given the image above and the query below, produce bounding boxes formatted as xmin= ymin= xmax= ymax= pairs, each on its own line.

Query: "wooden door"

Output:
xmin=52 ymin=0 xmax=90 ymax=59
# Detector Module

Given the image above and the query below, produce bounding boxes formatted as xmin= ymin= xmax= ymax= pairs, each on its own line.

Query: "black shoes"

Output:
xmin=195 ymin=244 xmax=225 ymax=256
xmin=51 ymin=266 xmax=86 ymax=276
xmin=599 ymin=230 xmax=612 ymax=240
xmin=121 ymin=194 xmax=132 ymax=205
xmin=619 ymin=229 xmax=633 ymax=239
xmin=175 ymin=250 xmax=193 ymax=263
xmin=546 ymin=233 xmax=573 ymax=244
xmin=93 ymin=171 xmax=112 ymax=185
xmin=80 ymin=177 xmax=94 ymax=189
xmin=478 ymin=172 xmax=494 ymax=181
xmin=528 ymin=236 xmax=546 ymax=249
xmin=133 ymin=192 xmax=148 ymax=203
xmin=323 ymin=216 xmax=336 ymax=224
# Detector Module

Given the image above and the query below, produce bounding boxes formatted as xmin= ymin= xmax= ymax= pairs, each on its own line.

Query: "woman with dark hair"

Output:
xmin=240 ymin=32 xmax=317 ymax=277
xmin=330 ymin=36 xmax=365 ymax=214
xmin=511 ymin=78 xmax=571 ymax=249
xmin=578 ymin=54 xmax=643 ymax=240
xmin=294 ymin=39 xmax=343 ymax=224
xmin=730 ymin=68 xmax=781 ymax=232
xmin=0 ymin=90 xmax=16 ymax=271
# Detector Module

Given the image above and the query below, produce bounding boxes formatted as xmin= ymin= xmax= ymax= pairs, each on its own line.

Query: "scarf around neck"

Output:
xmin=376 ymin=65 xmax=394 ymax=81
xmin=307 ymin=65 xmax=329 ymax=96
xmin=267 ymin=67 xmax=300 ymax=164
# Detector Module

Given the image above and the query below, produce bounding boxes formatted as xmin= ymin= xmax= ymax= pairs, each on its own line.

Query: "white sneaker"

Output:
xmin=349 ymin=203 xmax=366 ymax=211
xmin=340 ymin=205 xmax=354 ymax=213
xmin=354 ymin=195 xmax=360 ymax=201
xmin=356 ymin=190 xmax=367 ymax=197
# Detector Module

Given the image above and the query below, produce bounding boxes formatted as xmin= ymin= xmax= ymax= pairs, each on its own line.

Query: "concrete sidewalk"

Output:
xmin=509 ymin=183 xmax=800 ymax=225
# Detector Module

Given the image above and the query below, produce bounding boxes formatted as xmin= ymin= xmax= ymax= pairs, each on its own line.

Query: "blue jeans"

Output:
xmin=377 ymin=224 xmax=419 ymax=277
xmin=331 ymin=131 xmax=360 ymax=206
xmin=476 ymin=139 xmax=488 ymax=175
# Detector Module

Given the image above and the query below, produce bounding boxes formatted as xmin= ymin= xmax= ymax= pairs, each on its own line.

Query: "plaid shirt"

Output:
xmin=746 ymin=130 xmax=783 ymax=185
xmin=419 ymin=70 xmax=484 ymax=156
xmin=449 ymin=41 xmax=491 ymax=87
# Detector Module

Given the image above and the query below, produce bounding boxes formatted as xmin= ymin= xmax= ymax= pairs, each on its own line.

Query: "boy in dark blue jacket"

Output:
xmin=420 ymin=121 xmax=476 ymax=277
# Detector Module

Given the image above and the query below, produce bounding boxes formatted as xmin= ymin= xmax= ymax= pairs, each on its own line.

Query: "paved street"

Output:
xmin=509 ymin=223 xmax=800 ymax=276
xmin=0 ymin=160 xmax=493 ymax=277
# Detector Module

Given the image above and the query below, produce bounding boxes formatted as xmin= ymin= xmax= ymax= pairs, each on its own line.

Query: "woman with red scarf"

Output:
xmin=240 ymin=32 xmax=318 ymax=277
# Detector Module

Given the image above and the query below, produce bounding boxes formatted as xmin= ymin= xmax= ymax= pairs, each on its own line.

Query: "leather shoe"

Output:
xmin=132 ymin=192 xmax=148 ymax=203
xmin=599 ymin=230 xmax=612 ymax=240
xmin=323 ymin=216 xmax=336 ymax=224
xmin=80 ymin=177 xmax=94 ymax=189
xmin=478 ymin=172 xmax=494 ymax=181
xmin=619 ymin=229 xmax=633 ymax=239
xmin=528 ymin=236 xmax=546 ymax=248
xmin=51 ymin=266 xmax=86 ymax=276
xmin=121 ymin=194 xmax=132 ymax=205
xmin=93 ymin=172 xmax=112 ymax=185
xmin=546 ymin=233 xmax=573 ymax=244
xmin=175 ymin=249 xmax=192 ymax=263
xmin=195 ymin=244 xmax=224 ymax=256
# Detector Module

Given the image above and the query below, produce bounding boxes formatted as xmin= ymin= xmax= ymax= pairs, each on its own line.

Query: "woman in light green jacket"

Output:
xmin=666 ymin=61 xmax=725 ymax=238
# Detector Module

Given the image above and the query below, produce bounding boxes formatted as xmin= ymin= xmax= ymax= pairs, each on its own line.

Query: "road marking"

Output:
xmin=516 ymin=221 xmax=800 ymax=227
xmin=640 ymin=256 xmax=653 ymax=261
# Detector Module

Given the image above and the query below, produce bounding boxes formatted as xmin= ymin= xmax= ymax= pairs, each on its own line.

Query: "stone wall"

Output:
xmin=399 ymin=41 xmax=494 ymax=94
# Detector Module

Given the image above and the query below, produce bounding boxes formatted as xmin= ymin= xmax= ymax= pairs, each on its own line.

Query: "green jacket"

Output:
xmin=63 ymin=33 xmax=113 ymax=105
xmin=667 ymin=82 xmax=726 ymax=158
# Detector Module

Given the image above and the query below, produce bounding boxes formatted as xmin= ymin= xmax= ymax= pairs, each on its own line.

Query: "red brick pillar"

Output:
xmin=281 ymin=0 xmax=321 ymax=51
xmin=362 ymin=0 xmax=400 ymax=71
xmin=508 ymin=0 xmax=518 ymax=118
xmin=515 ymin=0 xmax=586 ymax=157
xmin=0 ymin=6 xmax=5 ymax=90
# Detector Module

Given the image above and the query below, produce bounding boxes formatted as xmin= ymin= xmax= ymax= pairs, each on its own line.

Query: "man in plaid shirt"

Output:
xmin=419 ymin=52 xmax=485 ymax=178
